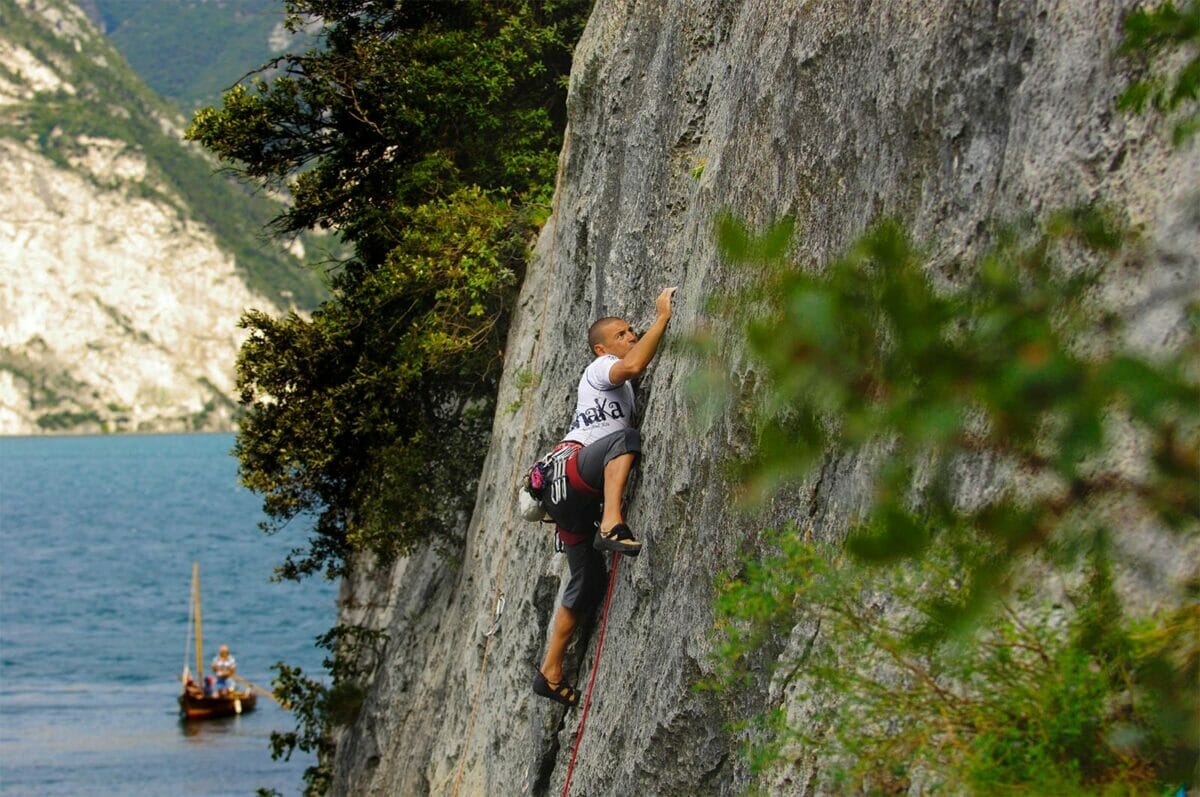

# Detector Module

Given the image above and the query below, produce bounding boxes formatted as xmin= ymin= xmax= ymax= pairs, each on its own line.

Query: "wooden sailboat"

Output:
xmin=178 ymin=562 xmax=257 ymax=720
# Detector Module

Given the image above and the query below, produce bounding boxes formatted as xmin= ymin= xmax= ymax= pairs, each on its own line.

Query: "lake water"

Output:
xmin=0 ymin=434 xmax=337 ymax=796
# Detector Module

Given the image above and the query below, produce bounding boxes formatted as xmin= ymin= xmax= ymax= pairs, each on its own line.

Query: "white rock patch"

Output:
xmin=0 ymin=140 xmax=279 ymax=433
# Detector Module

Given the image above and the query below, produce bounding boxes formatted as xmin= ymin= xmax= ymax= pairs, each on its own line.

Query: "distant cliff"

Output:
xmin=330 ymin=1 xmax=1198 ymax=795
xmin=0 ymin=0 xmax=325 ymax=434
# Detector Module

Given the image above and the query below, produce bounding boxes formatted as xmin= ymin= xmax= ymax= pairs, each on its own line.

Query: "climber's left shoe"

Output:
xmin=533 ymin=669 xmax=579 ymax=708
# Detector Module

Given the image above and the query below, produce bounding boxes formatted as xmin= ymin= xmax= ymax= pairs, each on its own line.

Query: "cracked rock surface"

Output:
xmin=332 ymin=2 xmax=1198 ymax=794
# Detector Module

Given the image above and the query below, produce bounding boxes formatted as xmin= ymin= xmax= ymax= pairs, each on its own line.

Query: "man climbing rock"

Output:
xmin=533 ymin=285 xmax=677 ymax=707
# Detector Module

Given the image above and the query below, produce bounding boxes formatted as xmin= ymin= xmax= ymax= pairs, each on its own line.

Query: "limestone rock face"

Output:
xmin=0 ymin=0 xmax=284 ymax=434
xmin=332 ymin=2 xmax=1198 ymax=795
xmin=0 ymin=138 xmax=270 ymax=434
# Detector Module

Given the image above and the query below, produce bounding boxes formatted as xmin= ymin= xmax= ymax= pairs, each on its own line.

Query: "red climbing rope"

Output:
xmin=560 ymin=552 xmax=622 ymax=797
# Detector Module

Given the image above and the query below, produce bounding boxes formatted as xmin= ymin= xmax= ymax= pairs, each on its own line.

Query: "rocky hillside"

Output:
xmin=0 ymin=0 xmax=325 ymax=434
xmin=330 ymin=1 xmax=1197 ymax=795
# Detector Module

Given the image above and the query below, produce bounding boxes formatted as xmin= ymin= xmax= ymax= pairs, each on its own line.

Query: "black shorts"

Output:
xmin=562 ymin=539 xmax=606 ymax=612
xmin=544 ymin=427 xmax=641 ymax=610
xmin=543 ymin=427 xmax=641 ymax=543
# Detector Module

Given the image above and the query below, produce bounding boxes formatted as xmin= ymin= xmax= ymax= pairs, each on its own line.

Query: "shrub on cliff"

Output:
xmin=187 ymin=0 xmax=590 ymax=581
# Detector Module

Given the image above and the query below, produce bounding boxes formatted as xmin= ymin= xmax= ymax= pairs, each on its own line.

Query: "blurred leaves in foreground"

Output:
xmin=1119 ymin=0 xmax=1200 ymax=146
xmin=712 ymin=211 xmax=1196 ymax=591
xmin=700 ymin=209 xmax=1198 ymax=792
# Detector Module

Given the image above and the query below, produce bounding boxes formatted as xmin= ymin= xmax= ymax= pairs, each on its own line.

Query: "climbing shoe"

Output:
xmin=593 ymin=523 xmax=641 ymax=556
xmin=533 ymin=670 xmax=579 ymax=708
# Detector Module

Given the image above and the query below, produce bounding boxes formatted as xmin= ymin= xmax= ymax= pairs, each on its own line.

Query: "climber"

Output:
xmin=532 ymin=285 xmax=678 ymax=707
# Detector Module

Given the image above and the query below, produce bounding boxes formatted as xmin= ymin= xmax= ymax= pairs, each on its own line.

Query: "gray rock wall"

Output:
xmin=332 ymin=1 xmax=1198 ymax=794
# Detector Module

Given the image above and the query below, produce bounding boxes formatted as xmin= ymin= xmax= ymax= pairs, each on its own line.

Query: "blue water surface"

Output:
xmin=0 ymin=434 xmax=337 ymax=796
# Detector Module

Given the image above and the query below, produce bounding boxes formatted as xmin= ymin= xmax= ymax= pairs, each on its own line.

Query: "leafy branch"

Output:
xmin=700 ymin=209 xmax=1197 ymax=791
xmin=1119 ymin=0 xmax=1200 ymax=145
xmin=265 ymin=623 xmax=389 ymax=796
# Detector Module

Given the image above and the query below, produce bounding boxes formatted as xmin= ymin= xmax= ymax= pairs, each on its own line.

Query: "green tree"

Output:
xmin=256 ymin=624 xmax=388 ymax=796
xmin=187 ymin=0 xmax=590 ymax=579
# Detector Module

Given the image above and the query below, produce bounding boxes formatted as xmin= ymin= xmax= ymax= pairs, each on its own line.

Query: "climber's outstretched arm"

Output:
xmin=607 ymin=286 xmax=676 ymax=384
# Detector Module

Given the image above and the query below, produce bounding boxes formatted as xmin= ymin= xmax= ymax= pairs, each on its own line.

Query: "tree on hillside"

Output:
xmin=188 ymin=0 xmax=591 ymax=580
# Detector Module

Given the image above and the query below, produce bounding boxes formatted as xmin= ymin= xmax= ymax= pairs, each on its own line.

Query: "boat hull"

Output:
xmin=178 ymin=690 xmax=257 ymax=720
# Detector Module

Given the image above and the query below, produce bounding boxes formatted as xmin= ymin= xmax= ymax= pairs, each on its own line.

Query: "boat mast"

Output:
xmin=192 ymin=561 xmax=203 ymax=681
xmin=183 ymin=563 xmax=195 ymax=685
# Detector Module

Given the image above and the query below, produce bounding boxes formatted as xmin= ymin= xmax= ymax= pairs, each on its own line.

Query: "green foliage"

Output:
xmin=703 ymin=20 xmax=1200 ymax=786
xmin=267 ymin=624 xmax=387 ymax=796
xmin=713 ymin=212 xmax=1196 ymax=614
xmin=194 ymin=0 xmax=589 ymax=581
xmin=188 ymin=0 xmax=585 ymax=250
xmin=712 ymin=526 xmax=1197 ymax=793
xmin=1119 ymin=0 xmax=1200 ymax=145
xmin=234 ymin=187 xmax=532 ymax=579
xmin=702 ymin=212 xmax=1199 ymax=791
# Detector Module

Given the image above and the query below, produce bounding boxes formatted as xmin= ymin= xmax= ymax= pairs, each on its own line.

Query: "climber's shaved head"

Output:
xmin=588 ymin=316 xmax=624 ymax=354
xmin=589 ymin=317 xmax=639 ymax=358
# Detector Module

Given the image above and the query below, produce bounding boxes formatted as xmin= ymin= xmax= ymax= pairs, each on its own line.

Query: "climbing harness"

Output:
xmin=560 ymin=552 xmax=621 ymax=797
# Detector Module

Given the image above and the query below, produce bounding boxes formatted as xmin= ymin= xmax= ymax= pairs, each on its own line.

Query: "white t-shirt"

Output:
xmin=563 ymin=354 xmax=635 ymax=446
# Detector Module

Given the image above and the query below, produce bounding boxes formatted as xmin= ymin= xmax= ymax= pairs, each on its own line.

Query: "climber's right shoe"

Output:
xmin=593 ymin=523 xmax=641 ymax=556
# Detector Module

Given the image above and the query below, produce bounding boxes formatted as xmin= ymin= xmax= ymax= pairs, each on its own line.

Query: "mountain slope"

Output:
xmin=80 ymin=0 xmax=318 ymax=113
xmin=0 ymin=0 xmax=324 ymax=433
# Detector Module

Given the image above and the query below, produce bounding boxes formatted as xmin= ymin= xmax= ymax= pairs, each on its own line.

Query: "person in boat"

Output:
xmin=184 ymin=674 xmax=204 ymax=700
xmin=533 ymin=285 xmax=677 ymax=708
xmin=211 ymin=644 xmax=237 ymax=696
